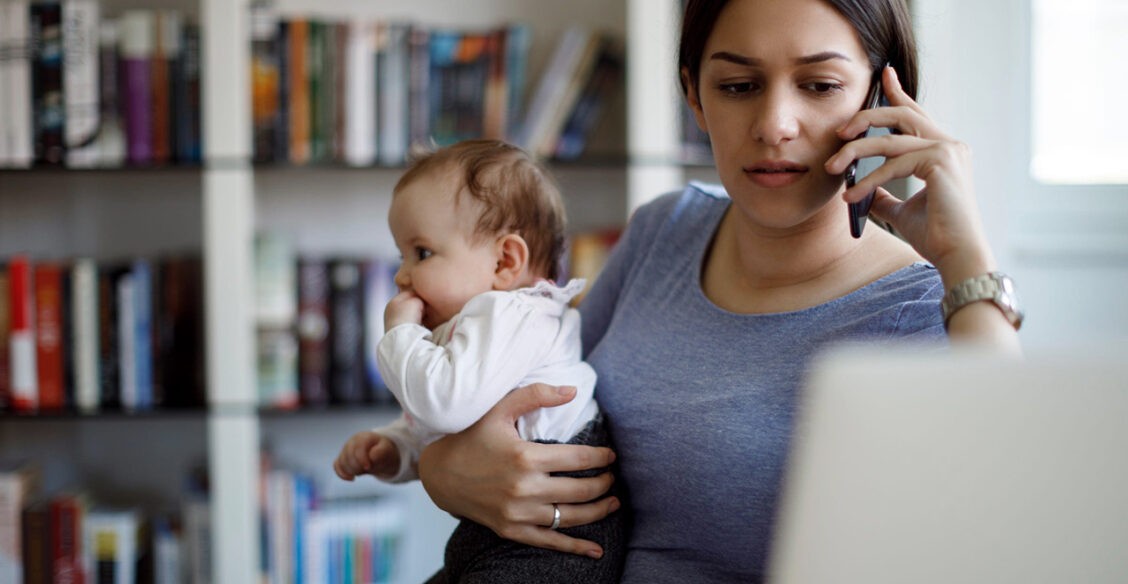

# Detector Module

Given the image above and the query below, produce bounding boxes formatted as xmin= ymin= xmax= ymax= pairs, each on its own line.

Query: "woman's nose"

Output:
xmin=753 ymin=88 xmax=799 ymax=146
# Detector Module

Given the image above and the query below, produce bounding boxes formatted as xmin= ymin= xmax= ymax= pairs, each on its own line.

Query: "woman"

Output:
xmin=417 ymin=0 xmax=1022 ymax=581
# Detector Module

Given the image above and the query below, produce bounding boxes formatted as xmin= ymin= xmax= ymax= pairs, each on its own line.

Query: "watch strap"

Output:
xmin=941 ymin=271 xmax=1023 ymax=330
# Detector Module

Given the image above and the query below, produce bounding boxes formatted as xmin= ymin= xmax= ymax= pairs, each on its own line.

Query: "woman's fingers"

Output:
xmin=826 ymin=132 xmax=933 ymax=176
xmin=521 ymin=442 xmax=617 ymax=474
xmin=489 ymin=383 xmax=578 ymax=427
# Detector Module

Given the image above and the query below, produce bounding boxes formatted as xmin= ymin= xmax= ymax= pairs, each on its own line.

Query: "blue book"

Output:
xmin=132 ymin=259 xmax=153 ymax=410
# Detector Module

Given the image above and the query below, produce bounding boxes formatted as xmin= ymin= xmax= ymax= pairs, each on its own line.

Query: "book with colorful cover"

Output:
xmin=62 ymin=0 xmax=102 ymax=168
xmin=250 ymin=2 xmax=281 ymax=163
xmin=8 ymin=255 xmax=38 ymax=412
xmin=119 ymin=10 xmax=155 ymax=166
xmin=30 ymin=1 xmax=66 ymax=165
xmin=0 ymin=263 xmax=11 ymax=409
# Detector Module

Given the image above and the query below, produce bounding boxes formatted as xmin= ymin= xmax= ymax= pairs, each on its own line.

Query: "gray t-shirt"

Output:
xmin=580 ymin=183 xmax=946 ymax=582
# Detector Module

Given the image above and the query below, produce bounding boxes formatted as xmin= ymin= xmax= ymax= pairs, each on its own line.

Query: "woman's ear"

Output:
xmin=493 ymin=233 xmax=530 ymax=290
xmin=681 ymin=67 xmax=708 ymax=133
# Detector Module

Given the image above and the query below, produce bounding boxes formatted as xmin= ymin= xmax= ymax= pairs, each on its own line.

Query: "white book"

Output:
xmin=151 ymin=516 xmax=181 ymax=584
xmin=344 ymin=20 xmax=377 ymax=167
xmin=0 ymin=2 xmax=10 ymax=167
xmin=83 ymin=508 xmax=141 ymax=584
xmin=5 ymin=1 xmax=33 ymax=168
xmin=182 ymin=499 xmax=211 ymax=584
xmin=378 ymin=23 xmax=410 ymax=166
xmin=63 ymin=0 xmax=101 ymax=167
xmin=71 ymin=258 xmax=100 ymax=412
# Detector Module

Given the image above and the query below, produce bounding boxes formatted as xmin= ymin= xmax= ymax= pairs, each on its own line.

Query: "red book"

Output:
xmin=8 ymin=255 xmax=37 ymax=411
xmin=50 ymin=493 xmax=86 ymax=584
xmin=0 ymin=264 xmax=11 ymax=408
xmin=34 ymin=263 xmax=66 ymax=410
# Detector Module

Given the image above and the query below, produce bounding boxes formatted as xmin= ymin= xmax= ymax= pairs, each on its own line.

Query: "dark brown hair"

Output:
xmin=395 ymin=139 xmax=567 ymax=281
xmin=678 ymin=0 xmax=919 ymax=100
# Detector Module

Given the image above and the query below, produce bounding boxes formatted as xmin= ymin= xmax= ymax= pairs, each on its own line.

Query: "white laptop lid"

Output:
xmin=769 ymin=344 xmax=1128 ymax=584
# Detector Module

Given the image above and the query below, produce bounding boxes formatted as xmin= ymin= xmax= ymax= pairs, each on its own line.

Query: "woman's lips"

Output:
xmin=743 ymin=161 xmax=808 ymax=188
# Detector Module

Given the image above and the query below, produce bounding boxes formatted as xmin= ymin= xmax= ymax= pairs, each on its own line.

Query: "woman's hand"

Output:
xmin=417 ymin=383 xmax=620 ymax=558
xmin=825 ymin=66 xmax=994 ymax=284
xmin=826 ymin=66 xmax=1021 ymax=350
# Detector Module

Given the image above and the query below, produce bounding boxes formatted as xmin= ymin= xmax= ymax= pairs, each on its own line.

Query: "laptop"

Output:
xmin=769 ymin=343 xmax=1128 ymax=584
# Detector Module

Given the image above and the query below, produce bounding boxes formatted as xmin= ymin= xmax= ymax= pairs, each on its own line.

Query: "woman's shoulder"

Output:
xmin=627 ymin=182 xmax=730 ymax=242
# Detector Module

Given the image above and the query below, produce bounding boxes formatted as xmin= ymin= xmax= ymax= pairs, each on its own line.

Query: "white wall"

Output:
xmin=912 ymin=0 xmax=1128 ymax=348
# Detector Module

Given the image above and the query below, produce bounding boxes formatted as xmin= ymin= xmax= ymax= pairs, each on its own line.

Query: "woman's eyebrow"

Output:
xmin=707 ymin=50 xmax=853 ymax=66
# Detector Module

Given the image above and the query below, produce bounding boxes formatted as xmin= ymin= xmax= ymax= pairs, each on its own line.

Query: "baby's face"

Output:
xmin=388 ymin=172 xmax=499 ymax=330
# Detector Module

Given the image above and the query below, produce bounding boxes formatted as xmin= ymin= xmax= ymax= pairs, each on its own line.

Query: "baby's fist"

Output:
xmin=385 ymin=290 xmax=424 ymax=330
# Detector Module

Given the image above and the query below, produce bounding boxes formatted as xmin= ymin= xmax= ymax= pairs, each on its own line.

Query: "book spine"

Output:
xmin=378 ymin=23 xmax=409 ymax=165
xmin=30 ymin=1 xmax=66 ymax=166
xmin=95 ymin=21 xmax=125 ymax=168
xmin=5 ymin=1 xmax=34 ymax=168
xmin=307 ymin=20 xmax=328 ymax=163
xmin=33 ymin=262 xmax=65 ymax=410
xmin=328 ymin=260 xmax=364 ymax=404
xmin=0 ymin=264 xmax=11 ymax=408
xmin=151 ymin=11 xmax=180 ymax=165
xmin=8 ymin=255 xmax=38 ymax=411
xmin=287 ymin=19 xmax=310 ymax=165
xmin=116 ymin=270 xmax=136 ymax=410
xmin=156 ymin=256 xmax=204 ymax=408
xmin=71 ymin=258 xmax=100 ymax=412
xmin=176 ymin=22 xmax=201 ymax=163
xmin=407 ymin=26 xmax=431 ymax=155
xmin=131 ymin=260 xmax=153 ymax=410
xmin=482 ymin=28 xmax=507 ymax=140
xmin=119 ymin=11 xmax=154 ymax=166
xmin=343 ymin=21 xmax=375 ymax=167
xmin=22 ymin=500 xmax=51 ymax=584
xmin=50 ymin=495 xmax=85 ymax=584
xmin=297 ymin=259 xmax=330 ymax=406
xmin=62 ymin=0 xmax=101 ymax=168
xmin=250 ymin=4 xmax=280 ymax=163
xmin=97 ymin=266 xmax=120 ymax=409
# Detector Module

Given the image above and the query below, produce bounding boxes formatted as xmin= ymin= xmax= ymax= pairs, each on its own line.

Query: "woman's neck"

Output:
xmin=701 ymin=204 xmax=917 ymax=314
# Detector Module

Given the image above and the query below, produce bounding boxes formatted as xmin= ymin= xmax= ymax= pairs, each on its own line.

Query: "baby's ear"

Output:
xmin=493 ymin=233 xmax=530 ymax=290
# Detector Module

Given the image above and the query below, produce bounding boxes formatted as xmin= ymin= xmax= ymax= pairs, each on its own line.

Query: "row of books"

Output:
xmin=254 ymin=235 xmax=397 ymax=410
xmin=259 ymin=459 xmax=404 ymax=584
xmin=249 ymin=7 xmax=623 ymax=166
xmin=0 ymin=459 xmax=211 ymax=584
xmin=0 ymin=1 xmax=202 ymax=169
xmin=0 ymin=254 xmax=206 ymax=414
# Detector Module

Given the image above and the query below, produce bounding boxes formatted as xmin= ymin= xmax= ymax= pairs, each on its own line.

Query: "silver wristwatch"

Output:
xmin=940 ymin=271 xmax=1024 ymax=330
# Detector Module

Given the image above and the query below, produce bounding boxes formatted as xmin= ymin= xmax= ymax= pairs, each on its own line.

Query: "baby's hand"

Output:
xmin=384 ymin=290 xmax=424 ymax=330
xmin=333 ymin=431 xmax=402 ymax=481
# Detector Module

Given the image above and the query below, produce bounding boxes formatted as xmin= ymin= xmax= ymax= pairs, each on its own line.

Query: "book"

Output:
xmin=257 ymin=325 xmax=298 ymax=410
xmin=2 ymin=1 xmax=34 ymax=168
xmin=115 ymin=268 xmax=136 ymax=410
xmin=503 ymin=23 xmax=532 ymax=140
xmin=119 ymin=10 xmax=155 ymax=166
xmin=250 ymin=2 xmax=280 ymax=163
xmin=62 ymin=0 xmax=101 ymax=168
xmin=150 ymin=515 xmax=181 ymax=584
xmin=0 ymin=263 xmax=10 ymax=409
xmin=22 ymin=497 xmax=51 ymax=584
xmin=97 ymin=263 xmax=123 ymax=409
xmin=406 ymin=26 xmax=431 ymax=153
xmin=33 ymin=261 xmax=66 ymax=410
xmin=83 ymin=508 xmax=142 ymax=584
xmin=174 ymin=22 xmax=201 ymax=163
xmin=181 ymin=498 xmax=210 ymax=584
xmin=286 ymin=18 xmax=310 ymax=165
xmin=297 ymin=258 xmax=330 ymax=406
xmin=554 ymin=38 xmax=623 ymax=160
xmin=155 ymin=255 xmax=204 ymax=408
xmin=328 ymin=259 xmax=365 ymax=404
xmin=129 ymin=259 xmax=154 ymax=411
xmin=93 ymin=21 xmax=126 ymax=167
xmin=71 ymin=258 xmax=100 ymax=412
xmin=343 ymin=20 xmax=376 ymax=167
xmin=307 ymin=20 xmax=334 ymax=163
xmin=8 ymin=255 xmax=38 ymax=412
xmin=30 ymin=1 xmax=66 ymax=166
xmin=151 ymin=10 xmax=182 ymax=165
xmin=1 ymin=460 xmax=41 ymax=583
xmin=378 ymin=23 xmax=410 ymax=166
xmin=302 ymin=497 xmax=404 ymax=584
xmin=50 ymin=491 xmax=88 ymax=584
xmin=517 ymin=26 xmax=602 ymax=158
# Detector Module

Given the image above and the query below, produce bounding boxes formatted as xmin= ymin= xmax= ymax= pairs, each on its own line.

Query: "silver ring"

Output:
xmin=549 ymin=504 xmax=561 ymax=530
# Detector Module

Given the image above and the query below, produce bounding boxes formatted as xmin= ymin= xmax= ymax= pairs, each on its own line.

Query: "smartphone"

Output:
xmin=844 ymin=66 xmax=892 ymax=238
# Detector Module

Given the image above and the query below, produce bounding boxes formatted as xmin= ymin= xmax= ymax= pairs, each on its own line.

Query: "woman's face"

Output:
xmin=686 ymin=0 xmax=874 ymax=233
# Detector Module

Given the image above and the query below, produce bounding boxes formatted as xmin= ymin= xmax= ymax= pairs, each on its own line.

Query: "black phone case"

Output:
xmin=846 ymin=68 xmax=891 ymax=238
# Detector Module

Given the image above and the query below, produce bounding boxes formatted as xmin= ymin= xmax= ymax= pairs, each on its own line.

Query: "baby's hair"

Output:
xmin=395 ymin=139 xmax=567 ymax=281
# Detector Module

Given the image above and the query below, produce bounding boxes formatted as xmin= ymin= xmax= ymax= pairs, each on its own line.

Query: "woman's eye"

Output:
xmin=718 ymin=81 xmax=757 ymax=96
xmin=415 ymin=247 xmax=433 ymax=261
xmin=802 ymin=81 xmax=844 ymax=95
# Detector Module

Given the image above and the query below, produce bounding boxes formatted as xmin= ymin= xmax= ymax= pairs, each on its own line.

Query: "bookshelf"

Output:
xmin=0 ymin=0 xmax=694 ymax=581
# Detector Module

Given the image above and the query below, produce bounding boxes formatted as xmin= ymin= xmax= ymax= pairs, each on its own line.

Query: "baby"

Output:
xmin=333 ymin=139 xmax=625 ymax=582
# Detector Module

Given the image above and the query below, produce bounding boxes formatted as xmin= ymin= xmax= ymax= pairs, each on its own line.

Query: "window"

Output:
xmin=1030 ymin=0 xmax=1128 ymax=184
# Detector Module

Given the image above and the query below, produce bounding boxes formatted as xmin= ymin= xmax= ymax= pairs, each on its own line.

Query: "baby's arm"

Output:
xmin=378 ymin=293 xmax=552 ymax=435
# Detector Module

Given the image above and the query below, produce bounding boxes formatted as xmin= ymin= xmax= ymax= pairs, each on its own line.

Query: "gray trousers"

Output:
xmin=425 ymin=415 xmax=629 ymax=583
